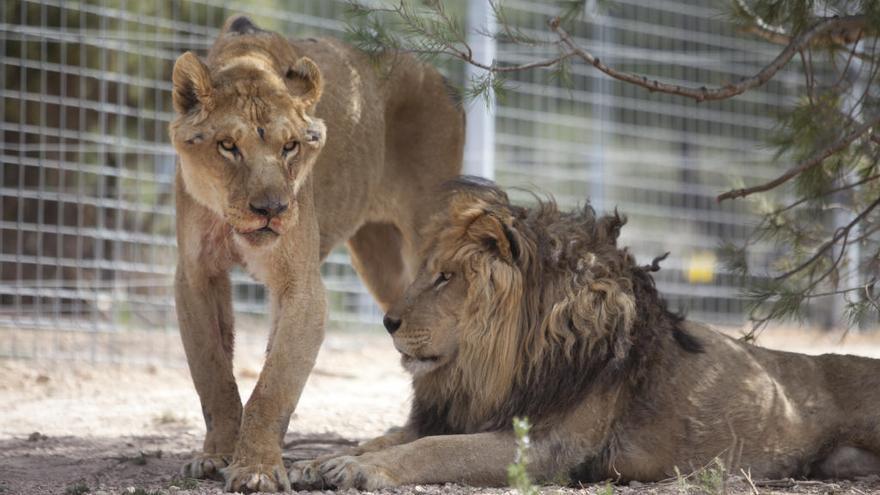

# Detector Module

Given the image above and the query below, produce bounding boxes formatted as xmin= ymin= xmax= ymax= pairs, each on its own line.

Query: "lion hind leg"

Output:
xmin=347 ymin=222 xmax=412 ymax=312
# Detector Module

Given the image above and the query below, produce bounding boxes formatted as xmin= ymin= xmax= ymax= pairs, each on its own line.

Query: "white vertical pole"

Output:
xmin=590 ymin=8 xmax=610 ymax=213
xmin=831 ymin=40 xmax=865 ymax=329
xmin=463 ymin=1 xmax=496 ymax=179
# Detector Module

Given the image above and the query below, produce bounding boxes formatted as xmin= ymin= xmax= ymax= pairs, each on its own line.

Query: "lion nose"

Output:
xmin=248 ymin=197 xmax=289 ymax=219
xmin=383 ymin=315 xmax=402 ymax=334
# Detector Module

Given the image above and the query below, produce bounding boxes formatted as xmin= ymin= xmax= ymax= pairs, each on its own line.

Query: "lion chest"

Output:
xmin=233 ymin=237 xmax=274 ymax=284
xmin=191 ymin=216 xmax=240 ymax=272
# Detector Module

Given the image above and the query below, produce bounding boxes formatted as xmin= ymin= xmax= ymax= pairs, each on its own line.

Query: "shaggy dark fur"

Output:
xmin=411 ymin=178 xmax=702 ymax=437
xmin=227 ymin=16 xmax=265 ymax=36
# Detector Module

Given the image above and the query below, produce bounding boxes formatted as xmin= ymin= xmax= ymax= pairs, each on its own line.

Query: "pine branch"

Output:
xmin=865 ymin=283 xmax=880 ymax=314
xmin=732 ymin=0 xmax=877 ymax=62
xmin=848 ymin=223 xmax=880 ymax=245
xmin=478 ymin=53 xmax=577 ymax=73
xmin=346 ymin=0 xmax=880 ymax=327
xmin=717 ymin=116 xmax=880 ymax=202
xmin=349 ymin=3 xmax=874 ymax=105
xmin=802 ymin=228 xmax=850 ymax=293
xmin=798 ymin=48 xmax=815 ymax=105
xmin=800 ymin=284 xmax=878 ymax=300
xmin=487 ymin=0 xmax=544 ymax=46
xmin=831 ymin=31 xmax=864 ymax=89
xmin=733 ymin=0 xmax=865 ymax=44
xmin=347 ymin=1 xmax=572 ymax=77
xmin=733 ymin=0 xmax=790 ymax=46
xmin=549 ymin=15 xmax=872 ymax=102
xmin=775 ymin=194 xmax=880 ymax=281
xmin=770 ymin=173 xmax=880 ymax=217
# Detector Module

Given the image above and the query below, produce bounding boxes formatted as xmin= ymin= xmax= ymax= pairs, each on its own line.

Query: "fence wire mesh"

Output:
xmin=492 ymin=0 xmax=803 ymax=326
xmin=0 ymin=0 xmax=827 ymax=363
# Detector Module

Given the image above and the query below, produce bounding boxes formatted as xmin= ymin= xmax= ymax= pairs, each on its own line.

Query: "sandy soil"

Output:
xmin=2 ymin=327 xmax=880 ymax=495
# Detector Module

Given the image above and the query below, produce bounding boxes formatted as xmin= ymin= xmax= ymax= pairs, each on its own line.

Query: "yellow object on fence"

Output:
xmin=687 ymin=252 xmax=717 ymax=284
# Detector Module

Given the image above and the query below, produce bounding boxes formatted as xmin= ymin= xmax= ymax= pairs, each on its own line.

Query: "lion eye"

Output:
xmin=434 ymin=272 xmax=452 ymax=287
xmin=282 ymin=140 xmax=300 ymax=156
xmin=218 ymin=140 xmax=237 ymax=154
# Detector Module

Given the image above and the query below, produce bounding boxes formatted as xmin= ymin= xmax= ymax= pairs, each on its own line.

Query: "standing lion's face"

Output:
xmin=168 ymin=35 xmax=326 ymax=249
xmin=384 ymin=261 xmax=468 ymax=378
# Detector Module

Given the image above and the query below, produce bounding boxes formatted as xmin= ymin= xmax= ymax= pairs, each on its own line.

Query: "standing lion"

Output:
xmin=168 ymin=15 xmax=463 ymax=492
xmin=291 ymin=177 xmax=880 ymax=490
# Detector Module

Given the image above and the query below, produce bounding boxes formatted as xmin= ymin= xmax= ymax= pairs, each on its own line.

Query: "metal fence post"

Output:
xmin=463 ymin=1 xmax=496 ymax=179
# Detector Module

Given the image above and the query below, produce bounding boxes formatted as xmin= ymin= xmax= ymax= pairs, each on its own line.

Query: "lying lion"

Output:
xmin=291 ymin=177 xmax=880 ymax=490
xmin=169 ymin=15 xmax=463 ymax=492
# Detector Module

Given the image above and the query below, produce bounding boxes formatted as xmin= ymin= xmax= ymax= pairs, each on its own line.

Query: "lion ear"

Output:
xmin=470 ymin=212 xmax=520 ymax=264
xmin=172 ymin=51 xmax=213 ymax=115
xmin=285 ymin=57 xmax=323 ymax=109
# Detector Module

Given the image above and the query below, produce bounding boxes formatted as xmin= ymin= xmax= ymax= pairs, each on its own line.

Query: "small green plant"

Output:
xmin=507 ymin=417 xmax=539 ymax=495
xmin=64 ymin=483 xmax=90 ymax=495
xmin=598 ymin=481 xmax=614 ymax=495
xmin=169 ymin=477 xmax=199 ymax=490
xmin=674 ymin=458 xmax=727 ymax=495
xmin=696 ymin=458 xmax=726 ymax=495
xmin=674 ymin=466 xmax=690 ymax=494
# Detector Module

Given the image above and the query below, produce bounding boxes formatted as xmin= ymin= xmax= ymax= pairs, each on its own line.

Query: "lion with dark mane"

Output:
xmin=291 ymin=177 xmax=880 ymax=490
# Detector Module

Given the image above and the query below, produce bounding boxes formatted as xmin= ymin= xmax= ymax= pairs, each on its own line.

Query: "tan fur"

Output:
xmin=170 ymin=15 xmax=463 ymax=492
xmin=292 ymin=179 xmax=880 ymax=490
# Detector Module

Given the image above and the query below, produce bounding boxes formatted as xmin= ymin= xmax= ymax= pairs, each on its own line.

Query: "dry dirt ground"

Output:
xmin=2 ymin=327 xmax=880 ymax=495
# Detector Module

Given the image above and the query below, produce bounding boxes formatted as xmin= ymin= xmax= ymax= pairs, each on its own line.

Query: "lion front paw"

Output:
xmin=222 ymin=460 xmax=290 ymax=493
xmin=180 ymin=453 xmax=231 ymax=480
xmin=319 ymin=455 xmax=398 ymax=490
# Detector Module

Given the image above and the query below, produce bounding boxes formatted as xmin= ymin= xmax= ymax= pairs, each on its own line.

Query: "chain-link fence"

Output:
xmin=0 ymin=0 xmax=823 ymax=363
xmin=490 ymin=0 xmax=804 ymax=325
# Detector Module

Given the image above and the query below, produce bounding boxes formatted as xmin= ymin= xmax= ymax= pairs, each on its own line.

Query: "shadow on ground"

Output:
xmin=3 ymin=432 xmax=880 ymax=495
xmin=1 ymin=432 xmax=353 ymax=495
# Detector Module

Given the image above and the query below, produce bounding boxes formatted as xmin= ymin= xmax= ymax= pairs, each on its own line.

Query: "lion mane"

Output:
xmin=409 ymin=177 xmax=702 ymax=436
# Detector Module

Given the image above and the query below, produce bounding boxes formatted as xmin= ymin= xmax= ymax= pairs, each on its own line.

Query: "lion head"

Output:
xmin=384 ymin=177 xmax=696 ymax=435
xmin=169 ymin=15 xmax=327 ymax=248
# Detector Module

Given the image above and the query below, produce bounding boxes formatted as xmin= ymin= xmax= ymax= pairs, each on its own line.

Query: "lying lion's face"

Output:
xmin=169 ymin=23 xmax=326 ymax=248
xmin=385 ymin=262 xmax=467 ymax=377
xmin=385 ymin=184 xmax=524 ymax=379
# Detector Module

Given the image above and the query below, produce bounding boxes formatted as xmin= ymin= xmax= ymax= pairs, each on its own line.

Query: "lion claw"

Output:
xmin=222 ymin=461 xmax=290 ymax=493
xmin=180 ymin=453 xmax=230 ymax=480
xmin=318 ymin=455 xmax=397 ymax=490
